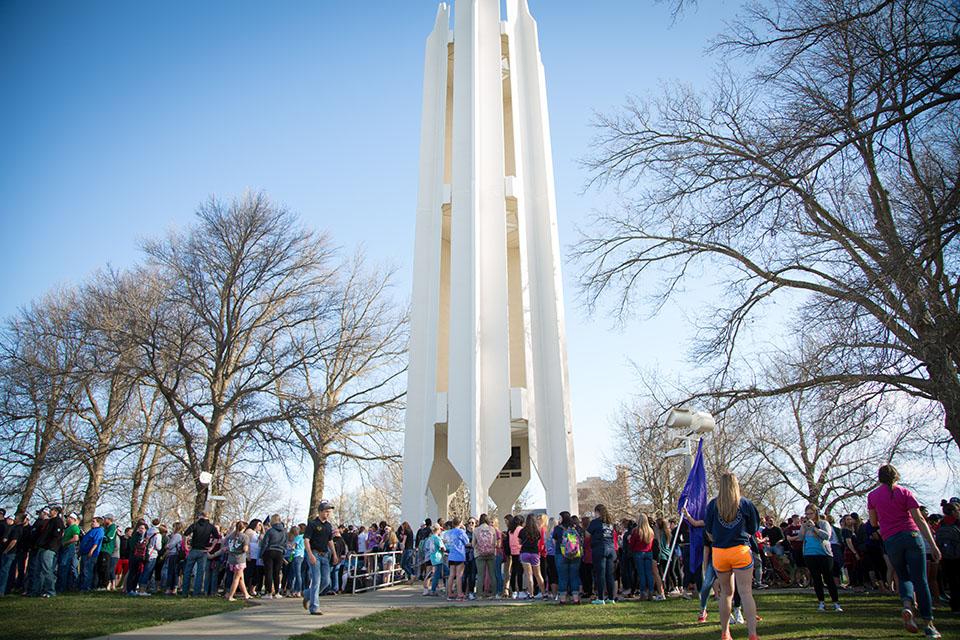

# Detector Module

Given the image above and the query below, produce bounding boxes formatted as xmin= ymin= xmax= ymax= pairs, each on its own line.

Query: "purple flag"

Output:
xmin=678 ymin=437 xmax=708 ymax=576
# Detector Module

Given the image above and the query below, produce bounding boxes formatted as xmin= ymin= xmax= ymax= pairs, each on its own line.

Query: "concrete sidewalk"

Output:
xmin=92 ymin=585 xmax=524 ymax=640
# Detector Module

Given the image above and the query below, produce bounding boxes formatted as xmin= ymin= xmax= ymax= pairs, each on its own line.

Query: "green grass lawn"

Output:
xmin=293 ymin=592 xmax=959 ymax=640
xmin=0 ymin=591 xmax=244 ymax=640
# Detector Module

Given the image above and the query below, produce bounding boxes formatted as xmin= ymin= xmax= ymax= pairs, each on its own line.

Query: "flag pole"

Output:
xmin=662 ymin=496 xmax=687 ymax=589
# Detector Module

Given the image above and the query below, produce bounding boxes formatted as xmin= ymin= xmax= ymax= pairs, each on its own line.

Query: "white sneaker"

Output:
xmin=467 ymin=593 xmax=476 ymax=600
xmin=817 ymin=602 xmax=826 ymax=612
xmin=834 ymin=603 xmax=843 ymax=612
xmin=732 ymin=607 xmax=745 ymax=624
xmin=274 ymin=593 xmax=283 ymax=599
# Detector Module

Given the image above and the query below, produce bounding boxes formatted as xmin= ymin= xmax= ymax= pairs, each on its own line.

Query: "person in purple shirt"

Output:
xmin=867 ymin=464 xmax=941 ymax=639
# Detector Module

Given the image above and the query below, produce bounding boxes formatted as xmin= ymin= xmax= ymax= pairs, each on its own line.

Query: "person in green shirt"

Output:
xmin=98 ymin=514 xmax=118 ymax=590
xmin=57 ymin=513 xmax=81 ymax=592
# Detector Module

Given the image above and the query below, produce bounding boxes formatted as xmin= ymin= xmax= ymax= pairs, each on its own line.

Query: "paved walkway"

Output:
xmin=92 ymin=585 xmax=522 ymax=640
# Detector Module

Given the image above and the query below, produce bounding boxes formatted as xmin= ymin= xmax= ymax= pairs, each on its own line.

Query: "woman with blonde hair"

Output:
xmin=704 ymin=472 xmax=761 ymax=640
xmin=629 ymin=513 xmax=655 ymax=600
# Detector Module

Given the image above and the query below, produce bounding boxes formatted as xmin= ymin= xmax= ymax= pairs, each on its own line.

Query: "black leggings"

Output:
xmin=510 ymin=554 xmax=523 ymax=592
xmin=262 ymin=549 xmax=283 ymax=594
xmin=805 ymin=554 xmax=839 ymax=603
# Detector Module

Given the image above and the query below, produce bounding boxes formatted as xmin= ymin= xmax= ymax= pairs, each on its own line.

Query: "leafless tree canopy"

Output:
xmin=576 ymin=0 xmax=960 ymax=449
xmin=0 ymin=192 xmax=406 ymax=526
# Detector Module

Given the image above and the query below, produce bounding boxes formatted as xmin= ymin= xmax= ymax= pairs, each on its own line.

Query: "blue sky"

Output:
xmin=10 ymin=1 xmax=942 ymax=513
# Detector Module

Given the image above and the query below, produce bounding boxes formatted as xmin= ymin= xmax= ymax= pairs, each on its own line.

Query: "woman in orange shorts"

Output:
xmin=704 ymin=472 xmax=761 ymax=640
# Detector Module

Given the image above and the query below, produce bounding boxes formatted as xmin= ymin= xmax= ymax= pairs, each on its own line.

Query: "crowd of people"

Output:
xmin=0 ymin=464 xmax=955 ymax=638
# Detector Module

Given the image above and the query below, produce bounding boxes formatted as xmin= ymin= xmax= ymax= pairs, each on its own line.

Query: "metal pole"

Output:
xmin=662 ymin=497 xmax=687 ymax=590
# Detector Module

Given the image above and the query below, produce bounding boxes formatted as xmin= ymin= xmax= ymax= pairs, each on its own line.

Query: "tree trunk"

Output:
xmin=308 ymin=452 xmax=327 ymax=518
xmin=80 ymin=451 xmax=109 ymax=529
xmin=16 ymin=423 xmax=55 ymax=514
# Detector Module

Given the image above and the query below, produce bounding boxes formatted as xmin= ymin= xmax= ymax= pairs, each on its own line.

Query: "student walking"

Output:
xmin=868 ymin=464 xmax=942 ymax=639
xmin=704 ymin=472 xmax=761 ymax=640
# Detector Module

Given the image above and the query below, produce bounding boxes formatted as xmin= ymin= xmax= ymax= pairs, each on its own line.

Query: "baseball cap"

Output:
xmin=67 ymin=512 xmax=79 ymax=520
xmin=318 ymin=500 xmax=335 ymax=512
xmin=104 ymin=513 xmax=115 ymax=521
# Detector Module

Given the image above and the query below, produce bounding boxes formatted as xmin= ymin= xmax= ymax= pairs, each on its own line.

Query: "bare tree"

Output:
xmin=741 ymin=364 xmax=917 ymax=515
xmin=128 ymin=385 xmax=171 ymax=521
xmin=277 ymin=253 xmax=406 ymax=516
xmin=575 ymin=0 xmax=960 ymax=449
xmin=121 ymin=192 xmax=336 ymax=516
xmin=0 ymin=291 xmax=83 ymax=513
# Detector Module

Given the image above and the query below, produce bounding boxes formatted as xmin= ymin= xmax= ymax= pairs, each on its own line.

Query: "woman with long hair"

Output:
xmin=867 ymin=464 xmax=942 ymax=638
xmin=586 ymin=504 xmax=617 ymax=604
xmin=542 ymin=514 xmax=558 ymax=599
xmin=518 ymin=514 xmax=547 ymax=599
xmin=801 ymin=504 xmax=842 ymax=612
xmin=630 ymin=513 xmax=655 ymax=600
xmin=223 ymin=520 xmax=250 ymax=601
xmin=704 ymin=472 xmax=761 ymax=640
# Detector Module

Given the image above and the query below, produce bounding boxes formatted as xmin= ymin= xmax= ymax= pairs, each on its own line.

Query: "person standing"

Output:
xmin=34 ymin=505 xmax=65 ymax=597
xmin=552 ymin=511 xmax=582 ymax=605
xmin=0 ymin=513 xmax=24 ymax=595
xmin=78 ymin=517 xmax=104 ymax=591
xmin=704 ymin=472 xmax=761 ymax=640
xmin=935 ymin=501 xmax=960 ymax=613
xmin=630 ymin=513 xmax=655 ymax=600
xmin=800 ymin=504 xmax=842 ymax=612
xmin=472 ymin=514 xmax=497 ymax=599
xmin=586 ymin=504 xmax=617 ymax=605
xmin=223 ymin=520 xmax=250 ymax=601
xmin=260 ymin=514 xmax=287 ymax=599
xmin=97 ymin=514 xmax=118 ymax=590
xmin=181 ymin=512 xmax=216 ymax=596
xmin=162 ymin=522 xmax=183 ymax=595
xmin=303 ymin=501 xmax=339 ymax=615
xmin=868 ymin=464 xmax=942 ymax=639
xmin=57 ymin=512 xmax=81 ymax=593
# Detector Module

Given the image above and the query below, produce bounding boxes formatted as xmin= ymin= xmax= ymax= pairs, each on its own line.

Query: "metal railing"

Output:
xmin=344 ymin=549 xmax=404 ymax=594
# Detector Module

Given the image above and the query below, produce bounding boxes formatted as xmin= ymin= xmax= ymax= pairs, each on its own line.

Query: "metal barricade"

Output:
xmin=345 ymin=549 xmax=403 ymax=594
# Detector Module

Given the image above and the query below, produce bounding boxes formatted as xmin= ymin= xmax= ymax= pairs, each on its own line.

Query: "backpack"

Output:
xmin=429 ymin=536 xmax=444 ymax=565
xmin=474 ymin=526 xmax=496 ymax=558
xmin=936 ymin=522 xmax=960 ymax=560
xmin=133 ymin=533 xmax=153 ymax=560
xmin=561 ymin=527 xmax=582 ymax=559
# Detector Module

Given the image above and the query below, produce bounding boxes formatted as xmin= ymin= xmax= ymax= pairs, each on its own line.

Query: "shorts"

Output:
xmin=449 ymin=560 xmax=464 ymax=566
xmin=519 ymin=552 xmax=540 ymax=566
xmin=712 ymin=545 xmax=753 ymax=573
xmin=115 ymin=558 xmax=128 ymax=576
xmin=228 ymin=562 xmax=246 ymax=572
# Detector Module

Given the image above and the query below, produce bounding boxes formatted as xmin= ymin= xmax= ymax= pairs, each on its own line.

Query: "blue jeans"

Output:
xmin=401 ymin=548 xmax=415 ymax=578
xmin=495 ymin=556 xmax=504 ymax=595
xmin=204 ymin=561 xmax=221 ymax=595
xmin=885 ymin=530 xmax=934 ymax=621
xmin=57 ymin=545 xmax=78 ymax=592
xmin=305 ymin=552 xmax=331 ymax=613
xmin=329 ymin=560 xmax=344 ymax=593
xmin=593 ymin=548 xmax=616 ymax=600
xmin=634 ymin=551 xmax=654 ymax=592
xmin=287 ymin=556 xmax=303 ymax=592
xmin=180 ymin=549 xmax=208 ymax=595
xmin=430 ymin=562 xmax=447 ymax=592
xmin=0 ymin=553 xmax=15 ymax=595
xmin=556 ymin=554 xmax=581 ymax=596
xmin=138 ymin=557 xmax=157 ymax=590
xmin=700 ymin=561 xmax=717 ymax=610
xmin=35 ymin=549 xmax=57 ymax=596
xmin=80 ymin=553 xmax=98 ymax=591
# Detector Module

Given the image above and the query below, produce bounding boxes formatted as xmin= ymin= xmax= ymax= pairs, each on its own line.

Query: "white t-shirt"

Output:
xmin=165 ymin=532 xmax=182 ymax=556
xmin=246 ymin=530 xmax=261 ymax=560
xmin=358 ymin=531 xmax=368 ymax=553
